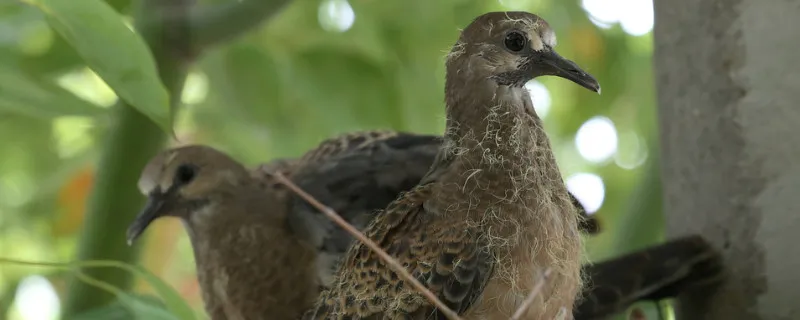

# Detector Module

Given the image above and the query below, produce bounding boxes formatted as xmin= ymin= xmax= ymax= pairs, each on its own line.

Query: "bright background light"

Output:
xmin=13 ymin=275 xmax=60 ymax=320
xmin=525 ymin=81 xmax=552 ymax=119
xmin=575 ymin=116 xmax=619 ymax=163
xmin=581 ymin=0 xmax=654 ymax=36
xmin=567 ymin=173 xmax=606 ymax=214
xmin=318 ymin=0 xmax=356 ymax=33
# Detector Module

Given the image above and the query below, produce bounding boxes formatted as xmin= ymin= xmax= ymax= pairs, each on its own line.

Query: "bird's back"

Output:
xmin=302 ymin=183 xmax=495 ymax=319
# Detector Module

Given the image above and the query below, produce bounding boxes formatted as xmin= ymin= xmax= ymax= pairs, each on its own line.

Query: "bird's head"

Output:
xmin=125 ymin=145 xmax=251 ymax=245
xmin=446 ymin=11 xmax=600 ymax=93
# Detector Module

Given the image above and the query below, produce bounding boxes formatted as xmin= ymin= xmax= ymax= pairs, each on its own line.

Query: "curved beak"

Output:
xmin=534 ymin=50 xmax=601 ymax=94
xmin=126 ymin=190 xmax=166 ymax=245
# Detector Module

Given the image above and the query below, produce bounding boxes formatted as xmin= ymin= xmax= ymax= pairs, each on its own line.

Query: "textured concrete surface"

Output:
xmin=654 ymin=0 xmax=800 ymax=319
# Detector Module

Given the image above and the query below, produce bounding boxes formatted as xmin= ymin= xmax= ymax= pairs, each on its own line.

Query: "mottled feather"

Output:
xmin=303 ymin=184 xmax=494 ymax=319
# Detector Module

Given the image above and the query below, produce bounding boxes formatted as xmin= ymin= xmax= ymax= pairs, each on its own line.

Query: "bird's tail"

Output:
xmin=575 ymin=235 xmax=725 ymax=320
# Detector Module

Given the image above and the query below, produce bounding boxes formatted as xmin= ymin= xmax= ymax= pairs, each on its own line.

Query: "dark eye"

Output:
xmin=175 ymin=164 xmax=197 ymax=185
xmin=504 ymin=31 xmax=527 ymax=52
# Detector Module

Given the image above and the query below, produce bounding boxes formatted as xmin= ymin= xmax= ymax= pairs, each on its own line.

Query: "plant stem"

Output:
xmin=61 ymin=0 xmax=189 ymax=316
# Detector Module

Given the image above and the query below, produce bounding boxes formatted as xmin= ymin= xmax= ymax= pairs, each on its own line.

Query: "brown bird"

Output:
xmin=303 ymin=11 xmax=601 ymax=320
xmin=277 ymin=131 xmax=721 ymax=320
xmin=125 ymin=145 xmax=319 ymax=320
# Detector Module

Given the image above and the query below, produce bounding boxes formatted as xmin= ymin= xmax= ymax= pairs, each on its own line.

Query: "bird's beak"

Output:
xmin=126 ymin=190 xmax=168 ymax=245
xmin=534 ymin=50 xmax=601 ymax=94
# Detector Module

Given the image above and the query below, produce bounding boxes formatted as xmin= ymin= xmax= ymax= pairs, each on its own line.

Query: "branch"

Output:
xmin=271 ymin=173 xmax=463 ymax=320
xmin=509 ymin=268 xmax=552 ymax=320
xmin=187 ymin=0 xmax=293 ymax=50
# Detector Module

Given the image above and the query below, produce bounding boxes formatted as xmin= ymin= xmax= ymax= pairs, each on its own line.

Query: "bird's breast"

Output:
xmin=189 ymin=223 xmax=319 ymax=320
xmin=463 ymin=222 xmax=582 ymax=320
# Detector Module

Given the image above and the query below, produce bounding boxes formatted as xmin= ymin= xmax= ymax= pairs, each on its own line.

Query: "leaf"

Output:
xmin=0 ymin=258 xmax=197 ymax=320
xmin=24 ymin=0 xmax=173 ymax=134
xmin=72 ymin=293 xmax=178 ymax=320
xmin=116 ymin=263 xmax=196 ymax=320
xmin=0 ymin=66 xmax=106 ymax=119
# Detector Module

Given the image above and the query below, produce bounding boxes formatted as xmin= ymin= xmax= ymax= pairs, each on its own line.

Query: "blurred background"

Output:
xmin=0 ymin=0 xmax=663 ymax=319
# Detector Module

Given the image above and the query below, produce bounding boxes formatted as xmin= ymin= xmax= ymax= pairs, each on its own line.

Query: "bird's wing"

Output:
xmin=296 ymin=130 xmax=413 ymax=166
xmin=254 ymin=130 xmax=424 ymax=178
xmin=290 ymin=131 xmax=441 ymax=226
xmin=302 ymin=184 xmax=494 ymax=320
xmin=575 ymin=235 xmax=724 ymax=320
xmin=285 ymin=133 xmax=442 ymax=286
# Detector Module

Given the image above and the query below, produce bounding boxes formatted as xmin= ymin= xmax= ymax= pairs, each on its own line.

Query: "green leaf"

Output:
xmin=0 ymin=258 xmax=197 ymax=320
xmin=24 ymin=0 xmax=173 ymax=134
xmin=72 ymin=293 xmax=178 ymax=320
xmin=0 ymin=66 xmax=106 ymax=119
xmin=117 ymin=263 xmax=196 ymax=320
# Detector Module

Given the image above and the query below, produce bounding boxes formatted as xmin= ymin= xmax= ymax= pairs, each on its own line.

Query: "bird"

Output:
xmin=303 ymin=11 xmax=601 ymax=320
xmin=272 ymin=131 xmax=721 ymax=320
xmin=125 ymin=145 xmax=320 ymax=320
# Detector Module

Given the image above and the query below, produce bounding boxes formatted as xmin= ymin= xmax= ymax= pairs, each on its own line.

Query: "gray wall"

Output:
xmin=654 ymin=0 xmax=800 ymax=319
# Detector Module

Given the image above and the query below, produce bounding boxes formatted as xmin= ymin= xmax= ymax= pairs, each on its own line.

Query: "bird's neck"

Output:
xmin=443 ymin=79 xmax=552 ymax=169
xmin=433 ymin=78 xmax=572 ymax=222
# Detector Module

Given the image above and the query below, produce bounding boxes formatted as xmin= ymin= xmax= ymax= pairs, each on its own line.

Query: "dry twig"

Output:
xmin=509 ymin=267 xmax=553 ymax=320
xmin=271 ymin=172 xmax=463 ymax=320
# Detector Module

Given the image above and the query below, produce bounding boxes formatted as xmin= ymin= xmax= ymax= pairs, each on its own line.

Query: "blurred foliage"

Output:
xmin=0 ymin=258 xmax=196 ymax=320
xmin=70 ymin=294 xmax=174 ymax=320
xmin=0 ymin=0 xmax=663 ymax=319
xmin=27 ymin=0 xmax=172 ymax=133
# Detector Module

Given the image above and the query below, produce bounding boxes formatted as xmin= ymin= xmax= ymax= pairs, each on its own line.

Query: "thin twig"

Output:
xmin=271 ymin=172 xmax=463 ymax=320
xmin=509 ymin=267 xmax=553 ymax=320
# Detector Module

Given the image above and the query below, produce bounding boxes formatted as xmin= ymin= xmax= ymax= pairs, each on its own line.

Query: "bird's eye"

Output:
xmin=175 ymin=164 xmax=197 ymax=185
xmin=504 ymin=31 xmax=527 ymax=52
